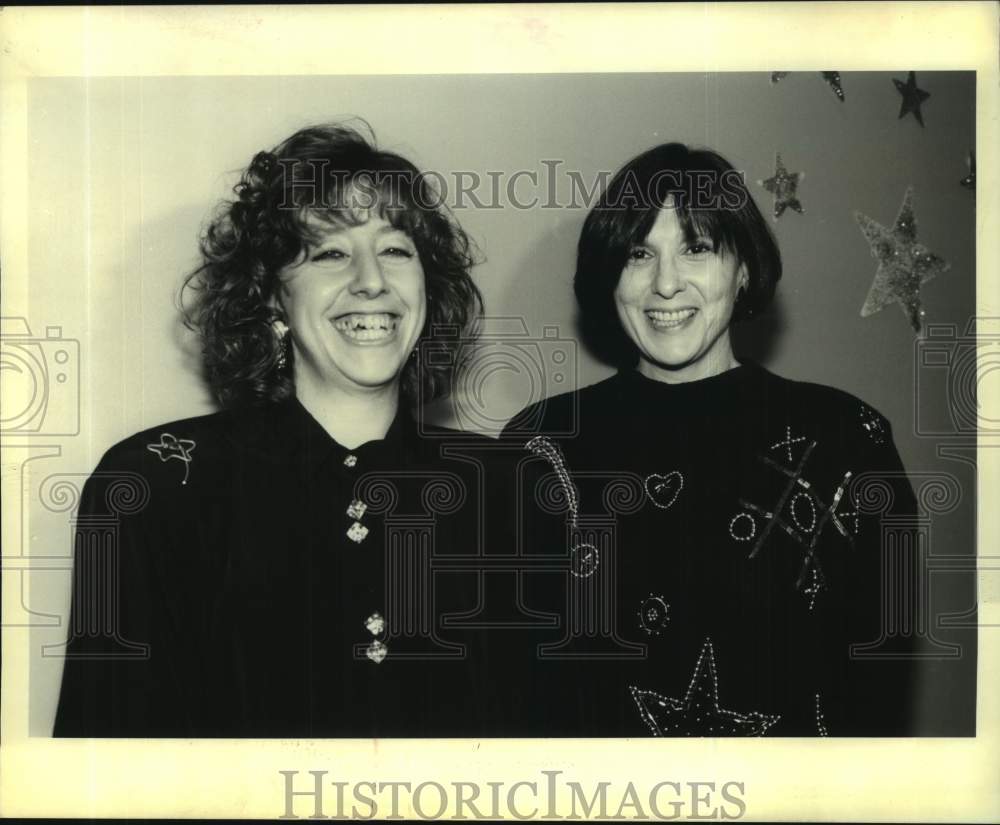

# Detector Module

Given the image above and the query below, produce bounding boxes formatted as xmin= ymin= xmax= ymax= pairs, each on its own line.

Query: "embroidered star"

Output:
xmin=629 ymin=639 xmax=781 ymax=736
xmin=146 ymin=432 xmax=196 ymax=485
xmin=855 ymin=187 xmax=950 ymax=333
xmin=893 ymin=71 xmax=931 ymax=127
xmin=759 ymin=154 xmax=804 ymax=220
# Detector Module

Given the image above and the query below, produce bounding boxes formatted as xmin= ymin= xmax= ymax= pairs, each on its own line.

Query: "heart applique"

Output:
xmin=644 ymin=472 xmax=684 ymax=510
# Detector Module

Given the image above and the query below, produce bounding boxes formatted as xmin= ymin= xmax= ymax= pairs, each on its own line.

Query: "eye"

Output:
xmin=311 ymin=248 xmax=348 ymax=263
xmin=379 ymin=246 xmax=415 ymax=259
xmin=627 ymin=247 xmax=653 ymax=262
xmin=685 ymin=239 xmax=715 ymax=255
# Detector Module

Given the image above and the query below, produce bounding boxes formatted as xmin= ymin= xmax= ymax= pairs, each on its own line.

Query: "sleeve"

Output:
xmin=817 ymin=406 xmax=921 ymax=736
xmin=52 ymin=448 xmax=192 ymax=737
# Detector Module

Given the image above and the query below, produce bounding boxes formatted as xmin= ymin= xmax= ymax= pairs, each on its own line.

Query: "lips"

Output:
xmin=332 ymin=312 xmax=400 ymax=342
xmin=645 ymin=308 xmax=697 ymax=329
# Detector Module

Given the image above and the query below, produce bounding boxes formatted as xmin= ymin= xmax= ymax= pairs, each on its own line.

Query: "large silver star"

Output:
xmin=855 ymin=187 xmax=950 ymax=333
xmin=758 ymin=154 xmax=804 ymax=220
xmin=629 ymin=638 xmax=781 ymax=736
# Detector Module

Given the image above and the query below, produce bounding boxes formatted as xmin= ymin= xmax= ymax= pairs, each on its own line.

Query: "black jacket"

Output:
xmin=53 ymin=396 xmax=499 ymax=738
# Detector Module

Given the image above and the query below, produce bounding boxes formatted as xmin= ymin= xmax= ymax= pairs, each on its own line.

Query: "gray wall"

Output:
xmin=22 ymin=73 xmax=976 ymax=734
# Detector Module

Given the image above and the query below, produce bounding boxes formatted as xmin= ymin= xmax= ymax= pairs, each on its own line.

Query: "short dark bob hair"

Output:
xmin=574 ymin=142 xmax=781 ymax=367
xmin=182 ymin=121 xmax=482 ymax=409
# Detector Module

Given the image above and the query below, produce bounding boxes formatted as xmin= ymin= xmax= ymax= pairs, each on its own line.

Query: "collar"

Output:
xmin=612 ymin=360 xmax=766 ymax=411
xmin=223 ymin=394 xmax=422 ymax=475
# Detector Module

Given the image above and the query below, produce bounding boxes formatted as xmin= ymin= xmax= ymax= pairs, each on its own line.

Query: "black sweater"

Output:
xmin=495 ymin=361 xmax=920 ymax=737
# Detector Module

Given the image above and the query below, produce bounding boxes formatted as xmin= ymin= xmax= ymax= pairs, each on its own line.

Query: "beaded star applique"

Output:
xmin=629 ymin=638 xmax=781 ymax=736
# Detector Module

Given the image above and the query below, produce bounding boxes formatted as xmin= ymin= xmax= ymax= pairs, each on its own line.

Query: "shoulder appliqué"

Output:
xmin=146 ymin=432 xmax=196 ymax=485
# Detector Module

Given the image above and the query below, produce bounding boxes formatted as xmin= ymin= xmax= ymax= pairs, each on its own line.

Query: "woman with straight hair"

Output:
xmin=501 ymin=142 xmax=920 ymax=737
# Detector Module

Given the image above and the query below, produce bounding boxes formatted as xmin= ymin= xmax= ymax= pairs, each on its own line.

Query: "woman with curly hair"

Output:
xmin=54 ymin=123 xmax=490 ymax=737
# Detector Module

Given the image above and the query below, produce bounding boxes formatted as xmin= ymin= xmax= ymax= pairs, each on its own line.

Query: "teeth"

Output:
xmin=333 ymin=313 xmax=398 ymax=340
xmin=647 ymin=309 xmax=697 ymax=324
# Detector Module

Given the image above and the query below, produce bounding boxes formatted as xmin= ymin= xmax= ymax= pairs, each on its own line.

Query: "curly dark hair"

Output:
xmin=574 ymin=142 xmax=782 ymax=368
xmin=181 ymin=121 xmax=483 ymax=409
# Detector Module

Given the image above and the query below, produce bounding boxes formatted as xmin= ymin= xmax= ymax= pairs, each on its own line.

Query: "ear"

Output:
xmin=737 ymin=263 xmax=749 ymax=291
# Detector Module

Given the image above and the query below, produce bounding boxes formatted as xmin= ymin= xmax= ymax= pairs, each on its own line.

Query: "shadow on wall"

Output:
xmin=730 ymin=290 xmax=788 ymax=369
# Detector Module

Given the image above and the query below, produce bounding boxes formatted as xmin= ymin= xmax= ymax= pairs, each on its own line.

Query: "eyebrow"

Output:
xmin=307 ymin=222 xmax=410 ymax=242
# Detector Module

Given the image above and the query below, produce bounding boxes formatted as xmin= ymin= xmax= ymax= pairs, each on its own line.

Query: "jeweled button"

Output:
xmin=346 ymin=521 xmax=369 ymax=543
xmin=346 ymin=499 xmax=367 ymax=520
xmin=366 ymin=640 xmax=388 ymax=664
xmin=364 ymin=611 xmax=385 ymax=636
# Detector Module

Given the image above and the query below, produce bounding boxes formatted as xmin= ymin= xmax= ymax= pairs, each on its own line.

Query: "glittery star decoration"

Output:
xmin=855 ymin=188 xmax=950 ymax=333
xmin=758 ymin=154 xmax=804 ymax=220
xmin=960 ymin=150 xmax=975 ymax=190
xmin=629 ymin=639 xmax=781 ymax=736
xmin=146 ymin=432 xmax=196 ymax=485
xmin=769 ymin=71 xmax=844 ymax=101
xmin=893 ymin=71 xmax=930 ymax=127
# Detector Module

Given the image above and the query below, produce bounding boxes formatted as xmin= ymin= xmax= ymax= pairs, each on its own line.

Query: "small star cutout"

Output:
xmin=629 ymin=639 xmax=781 ymax=736
xmin=855 ymin=187 xmax=950 ymax=333
xmin=758 ymin=154 xmax=804 ymax=220
xmin=146 ymin=432 xmax=196 ymax=485
xmin=893 ymin=71 xmax=931 ymax=127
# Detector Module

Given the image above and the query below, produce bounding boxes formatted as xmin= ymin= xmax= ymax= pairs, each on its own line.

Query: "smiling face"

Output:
xmin=273 ymin=212 xmax=427 ymax=397
xmin=614 ymin=206 xmax=746 ymax=384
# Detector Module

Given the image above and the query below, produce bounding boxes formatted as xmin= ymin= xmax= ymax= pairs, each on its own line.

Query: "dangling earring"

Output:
xmin=737 ymin=275 xmax=753 ymax=318
xmin=273 ymin=320 xmax=289 ymax=371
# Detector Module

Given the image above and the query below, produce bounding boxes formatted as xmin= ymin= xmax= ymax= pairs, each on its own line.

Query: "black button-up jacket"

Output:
xmin=54 ymin=397 xmax=500 ymax=738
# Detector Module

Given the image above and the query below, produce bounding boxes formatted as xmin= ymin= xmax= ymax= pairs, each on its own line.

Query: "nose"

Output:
xmin=349 ymin=248 xmax=389 ymax=298
xmin=653 ymin=257 xmax=685 ymax=299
